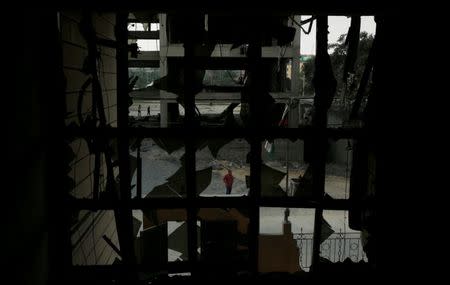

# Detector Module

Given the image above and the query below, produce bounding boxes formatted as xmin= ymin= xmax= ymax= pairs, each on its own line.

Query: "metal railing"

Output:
xmin=293 ymin=229 xmax=368 ymax=271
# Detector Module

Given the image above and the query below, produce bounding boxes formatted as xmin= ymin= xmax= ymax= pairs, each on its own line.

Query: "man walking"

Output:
xmin=223 ymin=169 xmax=234 ymax=195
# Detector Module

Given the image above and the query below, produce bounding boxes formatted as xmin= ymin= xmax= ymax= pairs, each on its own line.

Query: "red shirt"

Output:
xmin=223 ymin=173 xmax=234 ymax=187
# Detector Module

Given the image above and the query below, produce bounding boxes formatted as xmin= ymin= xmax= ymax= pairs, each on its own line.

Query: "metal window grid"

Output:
xmin=64 ymin=11 xmax=372 ymax=283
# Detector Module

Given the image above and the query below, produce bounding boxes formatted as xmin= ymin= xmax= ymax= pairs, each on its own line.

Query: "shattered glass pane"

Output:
xmin=71 ymin=210 xmax=121 ymax=265
xmin=261 ymin=139 xmax=309 ymax=197
xmin=130 ymin=138 xmax=186 ymax=198
xmin=319 ymin=210 xmax=368 ymax=264
xmin=196 ymin=139 xmax=250 ymax=197
xmin=194 ymin=69 xmax=244 ymax=128
xmin=134 ymin=209 xmax=189 ymax=267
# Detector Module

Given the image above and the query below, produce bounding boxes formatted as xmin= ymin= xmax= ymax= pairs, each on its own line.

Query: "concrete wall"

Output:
xmin=61 ymin=10 xmax=120 ymax=265
xmin=259 ymin=222 xmax=301 ymax=273
xmin=262 ymin=139 xmax=305 ymax=165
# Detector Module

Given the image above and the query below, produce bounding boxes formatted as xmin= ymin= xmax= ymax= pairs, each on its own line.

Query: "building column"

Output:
xmin=159 ymin=13 xmax=168 ymax=127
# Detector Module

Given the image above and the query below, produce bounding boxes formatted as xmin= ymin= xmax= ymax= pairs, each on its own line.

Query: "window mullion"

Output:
xmin=311 ymin=15 xmax=334 ymax=272
xmin=115 ymin=11 xmax=138 ymax=280
xmin=183 ymin=15 xmax=198 ymax=275
xmin=248 ymin=35 xmax=263 ymax=274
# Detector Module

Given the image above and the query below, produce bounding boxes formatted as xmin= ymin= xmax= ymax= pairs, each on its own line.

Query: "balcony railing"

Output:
xmin=293 ymin=229 xmax=368 ymax=271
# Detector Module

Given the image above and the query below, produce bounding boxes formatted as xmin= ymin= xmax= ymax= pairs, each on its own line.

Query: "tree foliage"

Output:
xmin=300 ymin=31 xmax=375 ymax=98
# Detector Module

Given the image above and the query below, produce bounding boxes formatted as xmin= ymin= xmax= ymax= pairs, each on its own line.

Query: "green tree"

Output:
xmin=329 ymin=31 xmax=374 ymax=98
xmin=300 ymin=57 xmax=315 ymax=96
xmin=300 ymin=31 xmax=374 ymax=98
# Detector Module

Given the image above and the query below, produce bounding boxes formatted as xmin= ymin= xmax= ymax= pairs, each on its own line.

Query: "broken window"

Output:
xmin=62 ymin=10 xmax=377 ymax=282
xmin=130 ymin=138 xmax=186 ymax=198
xmin=320 ymin=210 xmax=368 ymax=263
xmin=261 ymin=139 xmax=309 ymax=197
xmin=133 ymin=208 xmax=189 ymax=269
xmin=196 ymin=138 xmax=250 ymax=197
xmin=71 ymin=210 xmax=121 ymax=265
